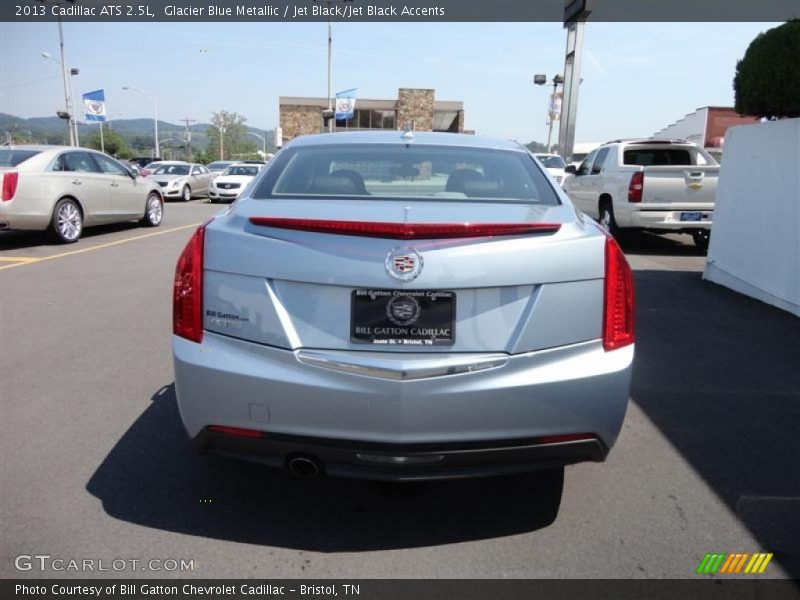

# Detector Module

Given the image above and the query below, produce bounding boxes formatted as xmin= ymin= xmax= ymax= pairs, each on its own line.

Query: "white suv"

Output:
xmin=563 ymin=139 xmax=719 ymax=249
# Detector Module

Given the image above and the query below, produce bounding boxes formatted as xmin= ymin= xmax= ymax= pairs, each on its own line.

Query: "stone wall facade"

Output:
xmin=396 ymin=88 xmax=435 ymax=132
xmin=279 ymin=105 xmax=321 ymax=143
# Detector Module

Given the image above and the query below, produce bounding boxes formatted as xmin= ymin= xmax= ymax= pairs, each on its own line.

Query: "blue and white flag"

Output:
xmin=335 ymin=88 xmax=357 ymax=120
xmin=83 ymin=89 xmax=106 ymax=122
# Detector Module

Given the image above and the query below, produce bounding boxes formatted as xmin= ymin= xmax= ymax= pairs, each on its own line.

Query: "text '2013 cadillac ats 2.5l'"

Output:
xmin=172 ymin=131 xmax=635 ymax=482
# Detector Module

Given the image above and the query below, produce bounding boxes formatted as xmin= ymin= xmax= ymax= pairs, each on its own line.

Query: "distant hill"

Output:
xmin=0 ymin=113 xmax=276 ymax=155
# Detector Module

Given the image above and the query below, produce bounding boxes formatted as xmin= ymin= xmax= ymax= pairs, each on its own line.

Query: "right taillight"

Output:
xmin=173 ymin=219 xmax=212 ymax=343
xmin=603 ymin=235 xmax=635 ymax=351
xmin=2 ymin=172 xmax=18 ymax=201
xmin=628 ymin=171 xmax=643 ymax=203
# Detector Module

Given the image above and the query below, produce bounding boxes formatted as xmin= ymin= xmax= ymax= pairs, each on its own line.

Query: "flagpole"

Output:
xmin=100 ymin=123 xmax=105 ymax=153
xmin=327 ymin=10 xmax=333 ymax=133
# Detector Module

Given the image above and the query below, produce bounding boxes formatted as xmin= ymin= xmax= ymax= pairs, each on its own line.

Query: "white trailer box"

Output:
xmin=703 ymin=118 xmax=800 ymax=317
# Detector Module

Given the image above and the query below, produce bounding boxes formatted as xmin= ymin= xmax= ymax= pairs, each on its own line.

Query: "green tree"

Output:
xmin=206 ymin=110 xmax=258 ymax=160
xmin=84 ymin=124 xmax=135 ymax=159
xmin=734 ymin=20 xmax=800 ymax=119
xmin=525 ymin=141 xmax=550 ymax=153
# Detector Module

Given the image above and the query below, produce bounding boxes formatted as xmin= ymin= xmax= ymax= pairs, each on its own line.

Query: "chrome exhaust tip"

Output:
xmin=287 ymin=456 xmax=321 ymax=479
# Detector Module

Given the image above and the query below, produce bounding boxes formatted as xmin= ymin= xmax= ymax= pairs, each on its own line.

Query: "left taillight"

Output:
xmin=2 ymin=172 xmax=19 ymax=201
xmin=173 ymin=219 xmax=212 ymax=343
xmin=603 ymin=235 xmax=635 ymax=351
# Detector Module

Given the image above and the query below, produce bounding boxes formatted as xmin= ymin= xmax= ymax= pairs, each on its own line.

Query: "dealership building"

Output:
xmin=279 ymin=88 xmax=465 ymax=144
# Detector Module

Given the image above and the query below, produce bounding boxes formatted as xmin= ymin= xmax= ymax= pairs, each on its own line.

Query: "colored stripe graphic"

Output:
xmin=720 ymin=553 xmax=750 ymax=573
xmin=744 ymin=553 xmax=773 ymax=574
xmin=699 ymin=552 xmax=774 ymax=575
xmin=697 ymin=553 xmax=727 ymax=574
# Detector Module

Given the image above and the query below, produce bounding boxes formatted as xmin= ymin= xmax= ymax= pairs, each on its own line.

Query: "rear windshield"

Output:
xmin=252 ymin=144 xmax=559 ymax=205
xmin=624 ymin=147 xmax=697 ymax=166
xmin=225 ymin=166 xmax=260 ymax=176
xmin=207 ymin=162 xmax=232 ymax=169
xmin=536 ymin=155 xmax=566 ymax=169
xmin=154 ymin=164 xmax=190 ymax=175
xmin=0 ymin=149 xmax=41 ymax=167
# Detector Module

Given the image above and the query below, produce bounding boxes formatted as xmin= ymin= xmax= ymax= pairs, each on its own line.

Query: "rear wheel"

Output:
xmin=182 ymin=185 xmax=192 ymax=202
xmin=140 ymin=193 xmax=163 ymax=227
xmin=599 ymin=201 xmax=618 ymax=237
xmin=692 ymin=230 xmax=710 ymax=251
xmin=48 ymin=198 xmax=83 ymax=244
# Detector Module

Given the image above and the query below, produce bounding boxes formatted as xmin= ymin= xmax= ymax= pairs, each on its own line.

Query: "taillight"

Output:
xmin=2 ymin=172 xmax=18 ymax=201
xmin=628 ymin=172 xmax=643 ymax=203
xmin=248 ymin=218 xmax=561 ymax=239
xmin=173 ymin=218 xmax=213 ymax=343
xmin=603 ymin=235 xmax=635 ymax=351
xmin=207 ymin=425 xmax=263 ymax=439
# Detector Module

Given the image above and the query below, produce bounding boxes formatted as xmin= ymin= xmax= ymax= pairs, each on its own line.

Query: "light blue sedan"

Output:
xmin=172 ymin=131 xmax=635 ymax=482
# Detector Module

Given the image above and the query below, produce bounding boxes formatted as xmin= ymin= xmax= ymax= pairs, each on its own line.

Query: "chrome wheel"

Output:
xmin=599 ymin=204 xmax=617 ymax=236
xmin=57 ymin=201 xmax=82 ymax=241
xmin=600 ymin=208 xmax=612 ymax=229
xmin=182 ymin=186 xmax=191 ymax=202
xmin=146 ymin=194 xmax=162 ymax=225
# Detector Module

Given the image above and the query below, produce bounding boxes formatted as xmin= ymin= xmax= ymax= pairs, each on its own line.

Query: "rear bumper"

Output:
xmin=194 ymin=429 xmax=608 ymax=481
xmin=174 ymin=332 xmax=633 ymax=479
xmin=629 ymin=208 xmax=713 ymax=231
xmin=0 ymin=205 xmax=51 ymax=231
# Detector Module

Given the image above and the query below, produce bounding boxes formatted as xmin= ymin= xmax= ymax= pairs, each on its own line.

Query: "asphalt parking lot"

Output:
xmin=1 ymin=200 xmax=798 ymax=579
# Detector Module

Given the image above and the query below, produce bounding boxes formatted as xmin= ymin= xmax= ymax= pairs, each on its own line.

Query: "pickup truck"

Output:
xmin=562 ymin=139 xmax=719 ymax=249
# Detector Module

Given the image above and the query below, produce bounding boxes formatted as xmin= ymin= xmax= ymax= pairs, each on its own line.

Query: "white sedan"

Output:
xmin=534 ymin=153 xmax=568 ymax=186
xmin=208 ymin=163 xmax=264 ymax=203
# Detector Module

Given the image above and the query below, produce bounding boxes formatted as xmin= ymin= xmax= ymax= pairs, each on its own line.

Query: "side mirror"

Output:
xmin=564 ymin=164 xmax=577 ymax=174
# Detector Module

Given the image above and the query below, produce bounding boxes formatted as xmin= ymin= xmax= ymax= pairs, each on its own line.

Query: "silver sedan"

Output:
xmin=0 ymin=145 xmax=163 ymax=243
xmin=172 ymin=131 xmax=635 ymax=482
xmin=150 ymin=162 xmax=214 ymax=201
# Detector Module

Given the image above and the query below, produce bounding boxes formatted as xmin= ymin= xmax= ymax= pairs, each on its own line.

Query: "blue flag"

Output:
xmin=335 ymin=88 xmax=357 ymax=120
xmin=83 ymin=89 xmax=106 ymax=122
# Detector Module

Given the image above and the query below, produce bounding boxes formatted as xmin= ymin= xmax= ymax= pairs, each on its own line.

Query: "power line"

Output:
xmin=0 ymin=74 xmax=60 ymax=90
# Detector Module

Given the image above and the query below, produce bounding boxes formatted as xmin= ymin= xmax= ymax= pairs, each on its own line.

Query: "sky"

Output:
xmin=0 ymin=21 xmax=781 ymax=144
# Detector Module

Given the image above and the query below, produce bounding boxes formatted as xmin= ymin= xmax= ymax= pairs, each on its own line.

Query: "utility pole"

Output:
xmin=219 ymin=125 xmax=226 ymax=160
xmin=180 ymin=116 xmax=196 ymax=160
xmin=57 ymin=15 xmax=75 ymax=146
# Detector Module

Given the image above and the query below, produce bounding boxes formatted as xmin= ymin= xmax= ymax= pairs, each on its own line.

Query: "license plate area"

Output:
xmin=351 ymin=289 xmax=455 ymax=346
xmin=680 ymin=211 xmax=702 ymax=222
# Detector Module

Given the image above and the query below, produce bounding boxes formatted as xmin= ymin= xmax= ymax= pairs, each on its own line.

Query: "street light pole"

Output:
xmin=56 ymin=19 xmax=77 ymax=146
xmin=219 ymin=126 xmax=226 ymax=160
xmin=247 ymin=131 xmax=267 ymax=155
xmin=534 ymin=73 xmax=564 ymax=154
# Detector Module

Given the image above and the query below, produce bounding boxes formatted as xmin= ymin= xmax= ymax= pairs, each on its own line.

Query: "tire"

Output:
xmin=181 ymin=185 xmax=192 ymax=202
xmin=47 ymin=198 xmax=83 ymax=244
xmin=140 ymin=193 xmax=163 ymax=227
xmin=599 ymin=201 xmax=619 ymax=237
xmin=692 ymin=230 xmax=710 ymax=251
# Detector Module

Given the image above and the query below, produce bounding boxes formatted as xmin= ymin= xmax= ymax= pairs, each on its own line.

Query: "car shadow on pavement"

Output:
xmin=86 ymin=384 xmax=564 ymax=551
xmin=618 ymin=231 xmax=707 ymax=257
xmin=632 ymin=268 xmax=800 ymax=576
xmin=0 ymin=221 xmax=142 ymax=250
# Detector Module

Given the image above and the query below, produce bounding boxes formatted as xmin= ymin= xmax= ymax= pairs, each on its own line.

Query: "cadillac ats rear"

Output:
xmin=172 ymin=131 xmax=635 ymax=481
